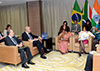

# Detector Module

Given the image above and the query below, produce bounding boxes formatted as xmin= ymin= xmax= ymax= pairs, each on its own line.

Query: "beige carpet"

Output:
xmin=0 ymin=51 xmax=87 ymax=71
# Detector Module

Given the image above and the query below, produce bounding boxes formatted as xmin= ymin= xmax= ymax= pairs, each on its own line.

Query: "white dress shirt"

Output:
xmin=25 ymin=32 xmax=39 ymax=41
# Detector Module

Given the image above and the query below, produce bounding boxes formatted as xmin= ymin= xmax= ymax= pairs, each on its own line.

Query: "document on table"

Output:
xmin=89 ymin=51 xmax=97 ymax=55
xmin=33 ymin=39 xmax=39 ymax=41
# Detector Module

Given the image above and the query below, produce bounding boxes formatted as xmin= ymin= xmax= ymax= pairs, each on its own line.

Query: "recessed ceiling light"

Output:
xmin=0 ymin=2 xmax=2 ymax=3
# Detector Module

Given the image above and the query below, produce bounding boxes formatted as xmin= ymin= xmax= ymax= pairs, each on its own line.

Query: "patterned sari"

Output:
xmin=59 ymin=32 xmax=73 ymax=54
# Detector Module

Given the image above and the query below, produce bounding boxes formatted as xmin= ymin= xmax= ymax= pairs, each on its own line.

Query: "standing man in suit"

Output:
xmin=71 ymin=19 xmax=81 ymax=35
xmin=22 ymin=26 xmax=51 ymax=59
xmin=5 ymin=29 xmax=35 ymax=68
xmin=0 ymin=31 xmax=6 ymax=43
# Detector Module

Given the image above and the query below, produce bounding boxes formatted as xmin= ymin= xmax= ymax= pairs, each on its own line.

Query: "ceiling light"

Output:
xmin=0 ymin=2 xmax=2 ymax=3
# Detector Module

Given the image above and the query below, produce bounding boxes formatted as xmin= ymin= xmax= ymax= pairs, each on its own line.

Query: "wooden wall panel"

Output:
xmin=27 ymin=1 xmax=41 ymax=36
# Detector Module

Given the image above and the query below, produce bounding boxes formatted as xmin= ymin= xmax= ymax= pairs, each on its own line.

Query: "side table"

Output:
xmin=42 ymin=37 xmax=52 ymax=49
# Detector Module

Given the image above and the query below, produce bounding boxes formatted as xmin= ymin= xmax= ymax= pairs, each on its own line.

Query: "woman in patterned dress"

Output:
xmin=58 ymin=28 xmax=73 ymax=54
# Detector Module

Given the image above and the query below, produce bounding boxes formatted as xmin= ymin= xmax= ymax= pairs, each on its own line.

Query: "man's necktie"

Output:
xmin=11 ymin=37 xmax=18 ymax=45
xmin=28 ymin=34 xmax=33 ymax=40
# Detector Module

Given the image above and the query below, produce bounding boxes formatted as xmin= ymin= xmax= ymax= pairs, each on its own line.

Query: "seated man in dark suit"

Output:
xmin=22 ymin=26 xmax=51 ymax=59
xmin=5 ymin=29 xmax=35 ymax=68
xmin=0 ymin=31 xmax=6 ymax=43
xmin=84 ymin=54 xmax=93 ymax=71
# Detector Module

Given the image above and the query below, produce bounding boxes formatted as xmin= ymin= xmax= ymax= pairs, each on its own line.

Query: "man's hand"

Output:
xmin=17 ymin=43 xmax=23 ymax=48
xmin=28 ymin=39 xmax=33 ymax=43
xmin=39 ymin=36 xmax=42 ymax=40
xmin=0 ymin=36 xmax=6 ymax=40
xmin=19 ymin=43 xmax=23 ymax=47
xmin=72 ymin=30 xmax=76 ymax=32
xmin=3 ymin=36 xmax=6 ymax=38
xmin=0 ymin=37 xmax=4 ymax=40
xmin=74 ymin=30 xmax=77 ymax=32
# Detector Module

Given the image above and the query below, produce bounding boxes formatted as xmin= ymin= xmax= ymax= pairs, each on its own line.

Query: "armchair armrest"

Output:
xmin=0 ymin=45 xmax=18 ymax=65
xmin=88 ymin=38 xmax=92 ymax=51
xmin=93 ymin=53 xmax=100 ymax=71
xmin=73 ymin=35 xmax=78 ymax=43
xmin=55 ymin=35 xmax=61 ymax=50
xmin=23 ymin=41 xmax=33 ymax=54
xmin=69 ymin=36 xmax=74 ymax=51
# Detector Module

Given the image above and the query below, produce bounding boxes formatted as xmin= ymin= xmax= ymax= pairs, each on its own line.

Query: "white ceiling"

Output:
xmin=0 ymin=0 xmax=39 ymax=6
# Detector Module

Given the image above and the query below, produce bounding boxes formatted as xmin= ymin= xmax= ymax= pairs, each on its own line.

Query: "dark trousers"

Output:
xmin=18 ymin=47 xmax=32 ymax=64
xmin=84 ymin=54 xmax=93 ymax=71
xmin=0 ymin=38 xmax=5 ymax=43
xmin=33 ymin=40 xmax=47 ymax=55
xmin=93 ymin=39 xmax=99 ymax=50
xmin=94 ymin=47 xmax=97 ymax=51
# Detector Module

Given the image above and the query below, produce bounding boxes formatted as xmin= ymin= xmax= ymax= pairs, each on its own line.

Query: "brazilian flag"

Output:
xmin=71 ymin=0 xmax=82 ymax=27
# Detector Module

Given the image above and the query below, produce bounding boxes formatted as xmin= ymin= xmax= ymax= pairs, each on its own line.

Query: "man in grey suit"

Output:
xmin=71 ymin=19 xmax=81 ymax=35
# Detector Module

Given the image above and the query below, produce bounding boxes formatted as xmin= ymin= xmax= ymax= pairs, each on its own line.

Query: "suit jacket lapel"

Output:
xmin=8 ymin=36 xmax=16 ymax=46
xmin=25 ymin=32 xmax=30 ymax=39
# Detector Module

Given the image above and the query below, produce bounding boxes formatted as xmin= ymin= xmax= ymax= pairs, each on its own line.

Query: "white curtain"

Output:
xmin=0 ymin=3 xmax=28 ymax=35
xmin=42 ymin=0 xmax=96 ymax=37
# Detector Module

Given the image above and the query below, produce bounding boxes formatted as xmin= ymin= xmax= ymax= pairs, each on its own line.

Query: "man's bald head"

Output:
xmin=25 ymin=26 xmax=31 ymax=33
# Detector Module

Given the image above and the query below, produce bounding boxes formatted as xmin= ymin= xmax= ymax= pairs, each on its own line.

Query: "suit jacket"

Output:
xmin=0 ymin=31 xmax=3 ymax=37
xmin=71 ymin=24 xmax=81 ymax=34
xmin=0 ymin=31 xmax=5 ymax=43
xmin=22 ymin=32 xmax=38 ymax=41
xmin=5 ymin=36 xmax=22 ymax=46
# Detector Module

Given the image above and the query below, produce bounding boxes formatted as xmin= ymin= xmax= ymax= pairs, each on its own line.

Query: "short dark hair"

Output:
xmin=63 ymin=21 xmax=68 ymax=26
xmin=74 ymin=19 xmax=77 ymax=22
xmin=7 ymin=29 xmax=11 ymax=35
xmin=83 ymin=25 xmax=90 ymax=31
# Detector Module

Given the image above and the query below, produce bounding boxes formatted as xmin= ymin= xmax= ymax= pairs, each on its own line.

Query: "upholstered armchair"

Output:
xmin=0 ymin=42 xmax=22 ymax=65
xmin=19 ymin=37 xmax=40 ymax=56
xmin=72 ymin=35 xmax=93 ymax=52
xmin=55 ymin=33 xmax=74 ymax=51
xmin=93 ymin=46 xmax=100 ymax=71
xmin=23 ymin=41 xmax=39 ymax=56
xmin=0 ymin=41 xmax=39 ymax=65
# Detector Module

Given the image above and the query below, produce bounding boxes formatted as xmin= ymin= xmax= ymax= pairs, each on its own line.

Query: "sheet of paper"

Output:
xmin=89 ymin=51 xmax=97 ymax=55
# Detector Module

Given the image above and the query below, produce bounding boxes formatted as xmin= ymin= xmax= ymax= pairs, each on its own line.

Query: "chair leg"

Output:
xmin=14 ymin=64 xmax=17 ymax=69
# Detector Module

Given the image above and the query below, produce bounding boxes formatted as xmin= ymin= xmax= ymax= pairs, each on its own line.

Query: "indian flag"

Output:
xmin=82 ymin=0 xmax=92 ymax=27
xmin=91 ymin=0 xmax=100 ymax=27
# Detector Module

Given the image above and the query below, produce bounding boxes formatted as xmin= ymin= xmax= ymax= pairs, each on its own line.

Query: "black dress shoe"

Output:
xmin=40 ymin=55 xmax=47 ymax=59
xmin=22 ymin=63 xmax=29 ymax=68
xmin=27 ymin=61 xmax=35 ymax=65
xmin=45 ymin=49 xmax=52 ymax=53
xmin=79 ymin=53 xmax=81 ymax=57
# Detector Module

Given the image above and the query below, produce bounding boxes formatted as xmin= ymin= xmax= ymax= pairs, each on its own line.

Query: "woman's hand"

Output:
xmin=89 ymin=35 xmax=95 ymax=38
xmin=58 ymin=40 xmax=62 ymax=43
xmin=89 ymin=35 xmax=93 ymax=38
